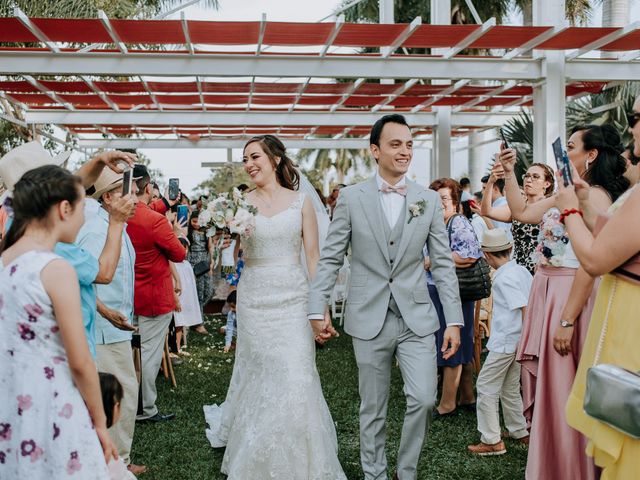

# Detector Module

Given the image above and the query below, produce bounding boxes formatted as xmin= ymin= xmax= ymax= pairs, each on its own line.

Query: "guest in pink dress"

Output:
xmin=497 ymin=124 xmax=629 ymax=479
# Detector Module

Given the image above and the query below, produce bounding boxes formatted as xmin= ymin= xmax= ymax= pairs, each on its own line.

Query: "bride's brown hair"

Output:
xmin=243 ymin=135 xmax=300 ymax=191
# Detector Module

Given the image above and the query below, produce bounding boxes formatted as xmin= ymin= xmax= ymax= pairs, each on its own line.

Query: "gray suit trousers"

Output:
xmin=352 ymin=305 xmax=437 ymax=480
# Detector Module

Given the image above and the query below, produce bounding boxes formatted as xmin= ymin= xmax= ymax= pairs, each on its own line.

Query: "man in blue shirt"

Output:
xmin=76 ymin=168 xmax=146 ymax=476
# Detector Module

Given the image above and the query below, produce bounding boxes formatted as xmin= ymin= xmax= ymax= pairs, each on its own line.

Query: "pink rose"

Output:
xmin=58 ymin=403 xmax=73 ymax=419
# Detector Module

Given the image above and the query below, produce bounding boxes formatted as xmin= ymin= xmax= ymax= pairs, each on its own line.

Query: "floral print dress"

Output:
xmin=0 ymin=251 xmax=109 ymax=479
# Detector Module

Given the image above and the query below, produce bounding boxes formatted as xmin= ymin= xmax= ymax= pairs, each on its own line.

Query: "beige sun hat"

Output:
xmin=0 ymin=141 xmax=72 ymax=202
xmin=480 ymin=228 xmax=513 ymax=253
xmin=90 ymin=167 xmax=142 ymax=200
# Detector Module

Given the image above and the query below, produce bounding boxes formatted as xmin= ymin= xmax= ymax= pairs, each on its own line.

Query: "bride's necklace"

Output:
xmin=255 ymin=187 xmax=281 ymax=210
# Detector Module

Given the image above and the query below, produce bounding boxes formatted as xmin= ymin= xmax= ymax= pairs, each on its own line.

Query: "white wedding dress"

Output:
xmin=204 ymin=192 xmax=346 ymax=480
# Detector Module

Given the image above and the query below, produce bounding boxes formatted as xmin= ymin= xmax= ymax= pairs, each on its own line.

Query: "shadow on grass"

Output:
xmin=131 ymin=315 xmax=526 ymax=479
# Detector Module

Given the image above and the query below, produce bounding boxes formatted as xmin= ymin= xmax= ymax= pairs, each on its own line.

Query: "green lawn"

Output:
xmin=131 ymin=315 xmax=526 ymax=479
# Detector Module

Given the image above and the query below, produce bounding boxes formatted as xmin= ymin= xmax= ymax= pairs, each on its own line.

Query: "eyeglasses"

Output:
xmin=522 ymin=173 xmax=543 ymax=181
xmin=627 ymin=112 xmax=640 ymax=129
xmin=440 ymin=196 xmax=452 ymax=203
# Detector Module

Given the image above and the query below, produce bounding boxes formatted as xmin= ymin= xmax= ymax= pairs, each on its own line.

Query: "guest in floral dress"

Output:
xmin=481 ymin=162 xmax=555 ymax=275
xmin=499 ymin=124 xmax=629 ymax=480
xmin=0 ymin=165 xmax=115 ymax=479
xmin=428 ymin=178 xmax=482 ymax=417
xmin=187 ymin=211 xmax=213 ymax=334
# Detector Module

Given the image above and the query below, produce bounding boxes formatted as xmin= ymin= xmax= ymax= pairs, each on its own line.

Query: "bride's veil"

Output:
xmin=298 ymin=171 xmax=330 ymax=279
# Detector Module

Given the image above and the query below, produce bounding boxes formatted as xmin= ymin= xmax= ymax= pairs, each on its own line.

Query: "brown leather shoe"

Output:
xmin=467 ymin=440 xmax=507 ymax=456
xmin=501 ymin=432 xmax=530 ymax=445
xmin=127 ymin=464 xmax=147 ymax=475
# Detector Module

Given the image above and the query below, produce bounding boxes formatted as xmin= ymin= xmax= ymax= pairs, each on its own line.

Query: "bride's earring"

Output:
xmin=585 ymin=159 xmax=590 ymax=171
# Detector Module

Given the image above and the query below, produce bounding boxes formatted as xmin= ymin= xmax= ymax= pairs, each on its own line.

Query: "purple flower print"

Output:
xmin=50 ymin=325 xmax=59 ymax=334
xmin=18 ymin=323 xmax=35 ymax=341
xmin=9 ymin=265 xmax=17 ymax=276
xmin=24 ymin=303 xmax=44 ymax=323
xmin=53 ymin=423 xmax=60 ymax=440
xmin=20 ymin=440 xmax=43 ymax=463
xmin=58 ymin=403 xmax=73 ymax=419
xmin=0 ymin=450 xmax=5 ymax=464
xmin=0 ymin=423 xmax=10 ymax=441
xmin=44 ymin=366 xmax=54 ymax=380
xmin=53 ymin=356 xmax=65 ymax=364
xmin=17 ymin=395 xmax=32 ymax=416
xmin=67 ymin=451 xmax=82 ymax=474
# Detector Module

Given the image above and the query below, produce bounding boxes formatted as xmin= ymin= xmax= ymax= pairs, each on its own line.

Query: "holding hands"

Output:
xmin=312 ymin=311 xmax=339 ymax=345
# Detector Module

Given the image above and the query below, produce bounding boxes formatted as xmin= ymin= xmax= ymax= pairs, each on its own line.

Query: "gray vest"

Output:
xmin=381 ymin=200 xmax=406 ymax=315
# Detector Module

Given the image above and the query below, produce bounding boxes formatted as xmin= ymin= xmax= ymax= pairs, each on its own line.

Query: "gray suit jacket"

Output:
xmin=308 ymin=177 xmax=463 ymax=340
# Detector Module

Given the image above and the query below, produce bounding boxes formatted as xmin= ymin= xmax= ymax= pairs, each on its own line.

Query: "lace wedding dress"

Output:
xmin=204 ymin=192 xmax=346 ymax=480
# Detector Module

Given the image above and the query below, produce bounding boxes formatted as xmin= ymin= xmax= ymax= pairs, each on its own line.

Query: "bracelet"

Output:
xmin=559 ymin=208 xmax=583 ymax=224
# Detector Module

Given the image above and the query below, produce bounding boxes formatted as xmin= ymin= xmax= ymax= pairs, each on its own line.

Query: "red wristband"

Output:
xmin=559 ymin=208 xmax=583 ymax=224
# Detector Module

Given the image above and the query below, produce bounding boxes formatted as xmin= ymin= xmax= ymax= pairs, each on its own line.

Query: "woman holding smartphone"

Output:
xmin=499 ymin=124 xmax=628 ymax=480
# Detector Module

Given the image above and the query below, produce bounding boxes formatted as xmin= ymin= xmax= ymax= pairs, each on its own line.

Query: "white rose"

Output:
xmin=198 ymin=209 xmax=212 ymax=226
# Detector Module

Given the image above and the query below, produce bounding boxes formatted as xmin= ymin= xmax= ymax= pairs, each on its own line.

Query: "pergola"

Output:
xmin=1 ymin=0 xmax=639 ymax=176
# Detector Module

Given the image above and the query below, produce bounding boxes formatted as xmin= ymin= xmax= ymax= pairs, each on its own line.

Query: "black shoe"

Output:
xmin=432 ymin=408 xmax=458 ymax=420
xmin=459 ymin=402 xmax=477 ymax=412
xmin=137 ymin=412 xmax=176 ymax=423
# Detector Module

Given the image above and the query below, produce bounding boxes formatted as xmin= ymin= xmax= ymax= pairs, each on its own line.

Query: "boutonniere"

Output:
xmin=408 ymin=199 xmax=427 ymax=224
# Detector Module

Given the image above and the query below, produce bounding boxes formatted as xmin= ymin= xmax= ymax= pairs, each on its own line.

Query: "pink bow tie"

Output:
xmin=380 ymin=182 xmax=407 ymax=196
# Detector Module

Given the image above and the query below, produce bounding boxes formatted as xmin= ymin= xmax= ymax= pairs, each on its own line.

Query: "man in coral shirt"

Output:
xmin=127 ymin=165 xmax=186 ymax=423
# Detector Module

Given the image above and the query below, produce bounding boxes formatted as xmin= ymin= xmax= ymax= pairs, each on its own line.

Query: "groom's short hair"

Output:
xmin=370 ymin=114 xmax=410 ymax=147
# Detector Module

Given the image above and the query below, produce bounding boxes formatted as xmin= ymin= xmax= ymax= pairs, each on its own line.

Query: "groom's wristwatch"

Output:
xmin=560 ymin=320 xmax=574 ymax=328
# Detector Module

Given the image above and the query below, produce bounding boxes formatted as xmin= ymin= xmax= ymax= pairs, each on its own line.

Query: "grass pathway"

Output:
xmin=131 ymin=315 xmax=527 ymax=479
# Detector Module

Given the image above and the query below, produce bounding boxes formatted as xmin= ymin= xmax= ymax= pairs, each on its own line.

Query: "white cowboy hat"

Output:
xmin=480 ymin=228 xmax=513 ymax=253
xmin=0 ymin=141 xmax=72 ymax=202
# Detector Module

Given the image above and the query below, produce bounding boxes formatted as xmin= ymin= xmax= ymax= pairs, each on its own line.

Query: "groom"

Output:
xmin=309 ymin=114 xmax=463 ymax=480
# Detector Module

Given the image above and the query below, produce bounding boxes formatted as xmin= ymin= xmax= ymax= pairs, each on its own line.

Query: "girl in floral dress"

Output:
xmin=498 ymin=124 xmax=629 ymax=480
xmin=0 ymin=165 xmax=114 ymax=479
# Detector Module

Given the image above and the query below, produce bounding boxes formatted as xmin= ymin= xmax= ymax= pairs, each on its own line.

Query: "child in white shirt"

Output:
xmin=468 ymin=229 xmax=532 ymax=456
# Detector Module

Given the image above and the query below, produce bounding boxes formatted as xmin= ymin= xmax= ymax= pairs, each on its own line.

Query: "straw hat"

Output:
xmin=91 ymin=168 xmax=141 ymax=200
xmin=480 ymin=229 xmax=512 ymax=253
xmin=0 ymin=142 xmax=72 ymax=201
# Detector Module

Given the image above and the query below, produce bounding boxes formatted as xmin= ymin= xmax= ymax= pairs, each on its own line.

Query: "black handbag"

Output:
xmin=192 ymin=261 xmax=210 ymax=277
xmin=446 ymin=215 xmax=492 ymax=302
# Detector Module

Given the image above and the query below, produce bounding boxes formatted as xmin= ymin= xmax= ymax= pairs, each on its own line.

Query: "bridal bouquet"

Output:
xmin=198 ymin=188 xmax=258 ymax=273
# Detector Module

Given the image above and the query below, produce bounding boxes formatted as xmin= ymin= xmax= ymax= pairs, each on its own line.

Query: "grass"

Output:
xmin=131 ymin=315 xmax=527 ymax=479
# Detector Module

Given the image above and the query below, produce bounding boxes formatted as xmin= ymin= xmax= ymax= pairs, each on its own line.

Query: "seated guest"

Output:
xmin=128 ymin=165 xmax=186 ymax=423
xmin=0 ymin=165 xmax=116 ymax=478
xmin=468 ymin=229 xmax=532 ymax=456
xmin=76 ymin=168 xmax=146 ymax=475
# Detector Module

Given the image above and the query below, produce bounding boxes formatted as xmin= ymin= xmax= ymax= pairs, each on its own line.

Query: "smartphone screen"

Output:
xmin=122 ymin=168 xmax=132 ymax=195
xmin=552 ymin=137 xmax=573 ymax=186
xmin=177 ymin=204 xmax=189 ymax=226
xmin=168 ymin=178 xmax=179 ymax=200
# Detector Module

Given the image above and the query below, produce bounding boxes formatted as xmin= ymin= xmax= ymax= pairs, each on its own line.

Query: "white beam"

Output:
xmin=26 ymin=110 xmax=515 ymax=127
xmin=410 ymin=79 xmax=469 ymax=113
xmin=503 ymin=26 xmax=562 ymax=60
xmin=0 ymin=51 xmax=542 ymax=80
xmin=79 ymin=138 xmax=388 ymax=149
xmin=371 ymin=78 xmax=419 ymax=113
xmin=14 ymin=7 xmax=60 ymax=53
xmin=80 ymin=76 xmax=120 ymax=111
xmin=566 ymin=21 xmax=640 ymax=61
xmin=443 ymin=18 xmax=496 ymax=59
xmin=330 ymin=78 xmax=365 ymax=112
xmin=181 ymin=12 xmax=194 ymax=55
xmin=453 ymin=80 xmax=517 ymax=112
xmin=23 ymin=75 xmax=75 ymax=111
xmin=565 ymin=59 xmax=640 ymax=81
xmin=256 ymin=13 xmax=267 ymax=56
xmin=383 ymin=17 xmax=422 ymax=58
xmin=98 ymin=11 xmax=128 ymax=54
xmin=320 ymin=15 xmax=344 ymax=57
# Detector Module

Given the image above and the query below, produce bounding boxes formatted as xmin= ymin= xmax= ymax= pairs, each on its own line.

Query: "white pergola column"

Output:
xmin=431 ymin=0 xmax=452 ymax=179
xmin=533 ymin=0 xmax=565 ymax=167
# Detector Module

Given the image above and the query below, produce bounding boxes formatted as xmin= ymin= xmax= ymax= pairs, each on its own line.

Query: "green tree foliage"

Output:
xmin=194 ymin=163 xmax=251 ymax=198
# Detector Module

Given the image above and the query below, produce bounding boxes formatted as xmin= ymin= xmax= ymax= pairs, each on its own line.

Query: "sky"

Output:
xmin=63 ymin=0 xmax=640 ymax=195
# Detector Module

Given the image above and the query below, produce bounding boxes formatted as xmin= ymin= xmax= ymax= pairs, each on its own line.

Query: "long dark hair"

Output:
xmin=99 ymin=372 xmax=124 ymax=429
xmin=0 ymin=165 xmax=83 ymax=253
xmin=243 ymin=135 xmax=300 ymax=191
xmin=572 ymin=124 xmax=629 ymax=201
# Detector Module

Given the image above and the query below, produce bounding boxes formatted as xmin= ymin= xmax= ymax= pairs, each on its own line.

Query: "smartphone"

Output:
xmin=468 ymin=199 xmax=478 ymax=209
xmin=122 ymin=167 xmax=133 ymax=195
xmin=552 ymin=137 xmax=573 ymax=187
xmin=499 ymin=127 xmax=510 ymax=149
xmin=177 ymin=204 xmax=189 ymax=226
xmin=168 ymin=178 xmax=179 ymax=201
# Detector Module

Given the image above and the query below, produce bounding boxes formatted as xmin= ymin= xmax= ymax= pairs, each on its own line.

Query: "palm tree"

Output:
xmin=297 ymin=145 xmax=371 ymax=184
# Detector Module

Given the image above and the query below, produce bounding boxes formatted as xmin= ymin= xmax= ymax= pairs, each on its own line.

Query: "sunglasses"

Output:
xmin=627 ymin=112 xmax=640 ymax=129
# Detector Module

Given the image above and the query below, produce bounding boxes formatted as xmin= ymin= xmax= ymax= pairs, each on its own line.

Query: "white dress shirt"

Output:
xmin=376 ymin=172 xmax=407 ymax=228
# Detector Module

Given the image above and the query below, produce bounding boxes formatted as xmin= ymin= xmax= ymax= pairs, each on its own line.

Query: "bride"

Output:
xmin=203 ymin=135 xmax=346 ymax=479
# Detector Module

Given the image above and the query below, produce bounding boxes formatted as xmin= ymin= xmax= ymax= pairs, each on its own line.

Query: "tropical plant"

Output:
xmin=195 ymin=163 xmax=250 ymax=198
xmin=297 ymin=145 xmax=371 ymax=184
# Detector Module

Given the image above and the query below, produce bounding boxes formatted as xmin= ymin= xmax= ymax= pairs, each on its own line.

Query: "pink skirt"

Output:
xmin=517 ymin=265 xmax=598 ymax=480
